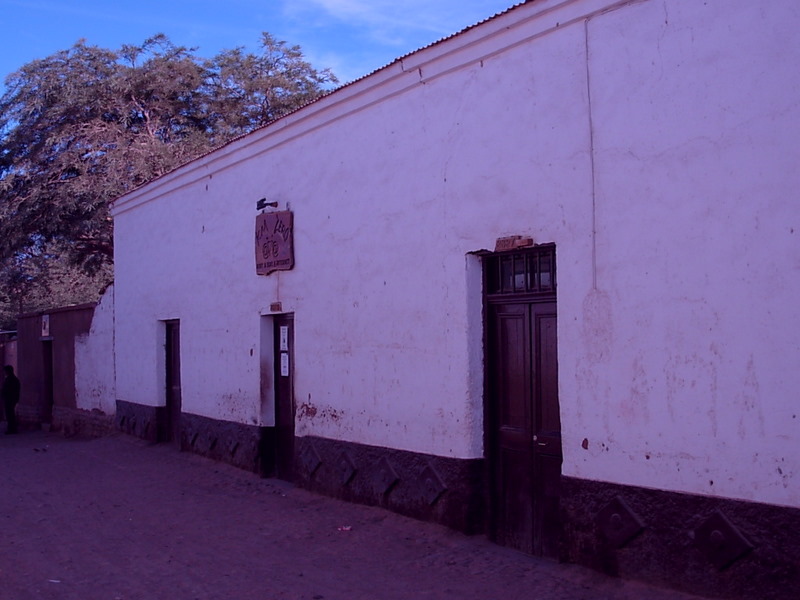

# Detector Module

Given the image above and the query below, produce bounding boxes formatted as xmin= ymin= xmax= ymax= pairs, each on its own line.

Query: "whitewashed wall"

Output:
xmin=75 ymin=285 xmax=116 ymax=414
xmin=113 ymin=0 xmax=800 ymax=507
xmin=562 ymin=0 xmax=800 ymax=508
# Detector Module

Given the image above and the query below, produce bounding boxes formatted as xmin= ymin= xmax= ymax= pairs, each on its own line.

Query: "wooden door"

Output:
xmin=530 ymin=302 xmax=561 ymax=557
xmin=274 ymin=314 xmax=295 ymax=480
xmin=488 ymin=302 xmax=534 ymax=552
xmin=165 ymin=320 xmax=182 ymax=446
xmin=41 ymin=340 xmax=54 ymax=424
xmin=485 ymin=247 xmax=561 ymax=557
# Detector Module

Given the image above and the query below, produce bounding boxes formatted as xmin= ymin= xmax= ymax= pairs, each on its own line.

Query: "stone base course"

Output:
xmin=52 ymin=406 xmax=114 ymax=438
xmin=561 ymin=476 xmax=800 ymax=600
xmin=108 ymin=401 xmax=798 ymax=599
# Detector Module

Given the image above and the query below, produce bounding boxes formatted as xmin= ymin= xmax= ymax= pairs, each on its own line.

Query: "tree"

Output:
xmin=0 ymin=244 xmax=112 ymax=330
xmin=204 ymin=33 xmax=337 ymax=141
xmin=0 ymin=33 xmax=337 ymax=324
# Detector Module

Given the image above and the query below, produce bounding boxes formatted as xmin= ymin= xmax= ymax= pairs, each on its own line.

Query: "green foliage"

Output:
xmin=0 ymin=33 xmax=337 ymax=325
xmin=0 ymin=242 xmax=113 ymax=329
xmin=204 ymin=33 xmax=337 ymax=141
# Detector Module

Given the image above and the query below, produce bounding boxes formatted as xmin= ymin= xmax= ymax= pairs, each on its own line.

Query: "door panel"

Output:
xmin=534 ymin=452 xmax=562 ymax=556
xmin=489 ymin=303 xmax=534 ymax=553
xmin=531 ymin=306 xmax=561 ymax=556
xmin=498 ymin=307 xmax=529 ymax=428
xmin=536 ymin=313 xmax=560 ymax=435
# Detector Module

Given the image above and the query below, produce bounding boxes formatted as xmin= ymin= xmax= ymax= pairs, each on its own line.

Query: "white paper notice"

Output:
xmin=280 ymin=352 xmax=289 ymax=376
xmin=279 ymin=326 xmax=289 ymax=351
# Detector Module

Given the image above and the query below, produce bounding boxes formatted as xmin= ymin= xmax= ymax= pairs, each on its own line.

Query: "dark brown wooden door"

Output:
xmin=274 ymin=314 xmax=295 ymax=480
xmin=165 ymin=320 xmax=182 ymax=446
xmin=487 ymin=299 xmax=561 ymax=556
xmin=41 ymin=340 xmax=54 ymax=424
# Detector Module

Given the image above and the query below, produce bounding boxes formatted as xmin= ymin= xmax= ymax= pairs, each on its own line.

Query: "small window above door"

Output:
xmin=485 ymin=245 xmax=556 ymax=296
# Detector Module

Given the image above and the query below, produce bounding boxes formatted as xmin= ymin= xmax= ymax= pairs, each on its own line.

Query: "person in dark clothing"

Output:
xmin=2 ymin=365 xmax=20 ymax=434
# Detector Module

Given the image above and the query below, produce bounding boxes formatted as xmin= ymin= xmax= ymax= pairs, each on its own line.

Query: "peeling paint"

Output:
xmin=297 ymin=402 xmax=343 ymax=423
xmin=297 ymin=403 xmax=317 ymax=419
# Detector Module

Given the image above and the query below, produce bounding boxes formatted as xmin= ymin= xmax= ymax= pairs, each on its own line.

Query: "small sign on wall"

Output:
xmin=255 ymin=211 xmax=294 ymax=275
xmin=495 ymin=235 xmax=534 ymax=252
xmin=41 ymin=314 xmax=50 ymax=337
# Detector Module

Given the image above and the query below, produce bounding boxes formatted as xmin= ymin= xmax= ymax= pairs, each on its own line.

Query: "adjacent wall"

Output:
xmin=113 ymin=0 xmax=799 ymax=509
xmin=75 ymin=285 xmax=116 ymax=416
xmin=563 ymin=0 xmax=800 ymax=508
xmin=16 ymin=305 xmax=94 ymax=428
xmin=110 ymin=1 xmax=800 ymax=596
xmin=10 ymin=290 xmax=116 ymax=436
xmin=112 ymin=0 xmax=592 ymax=459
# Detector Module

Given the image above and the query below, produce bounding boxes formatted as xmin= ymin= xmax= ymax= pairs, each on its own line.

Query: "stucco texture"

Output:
xmin=112 ymin=0 xmax=800 ymax=509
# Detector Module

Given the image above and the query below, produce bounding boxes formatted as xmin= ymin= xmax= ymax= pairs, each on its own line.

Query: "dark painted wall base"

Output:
xmin=110 ymin=403 xmax=797 ymax=599
xmin=293 ymin=436 xmax=486 ymax=535
xmin=113 ymin=401 xmax=485 ymax=533
xmin=52 ymin=406 xmax=114 ymax=438
xmin=115 ymin=400 xmax=275 ymax=475
xmin=560 ymin=476 xmax=799 ymax=600
xmin=179 ymin=412 xmax=274 ymax=475
xmin=116 ymin=399 xmax=165 ymax=442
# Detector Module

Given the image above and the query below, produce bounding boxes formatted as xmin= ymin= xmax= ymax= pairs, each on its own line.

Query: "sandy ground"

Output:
xmin=0 ymin=431 xmax=711 ymax=600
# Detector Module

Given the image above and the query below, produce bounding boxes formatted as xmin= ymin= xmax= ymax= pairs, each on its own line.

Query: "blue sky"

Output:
xmin=0 ymin=0 xmax=522 ymax=90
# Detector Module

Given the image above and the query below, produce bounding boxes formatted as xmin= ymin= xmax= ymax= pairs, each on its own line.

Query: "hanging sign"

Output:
xmin=255 ymin=211 xmax=294 ymax=275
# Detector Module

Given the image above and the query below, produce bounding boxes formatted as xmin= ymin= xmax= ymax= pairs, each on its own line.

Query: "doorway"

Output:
xmin=484 ymin=245 xmax=561 ymax=557
xmin=273 ymin=314 xmax=295 ymax=480
xmin=41 ymin=340 xmax=54 ymax=424
xmin=165 ymin=320 xmax=182 ymax=446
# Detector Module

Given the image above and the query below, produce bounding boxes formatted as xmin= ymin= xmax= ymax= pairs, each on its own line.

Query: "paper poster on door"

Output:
xmin=280 ymin=352 xmax=289 ymax=376
xmin=279 ymin=326 xmax=289 ymax=351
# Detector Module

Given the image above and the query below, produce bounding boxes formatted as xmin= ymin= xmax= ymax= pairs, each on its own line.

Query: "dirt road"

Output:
xmin=1 ymin=431 xmax=709 ymax=600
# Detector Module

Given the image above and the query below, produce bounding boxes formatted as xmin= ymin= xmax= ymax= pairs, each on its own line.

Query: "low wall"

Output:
xmin=560 ymin=477 xmax=800 ymax=600
xmin=116 ymin=399 xmax=166 ymax=442
xmin=294 ymin=436 xmax=486 ymax=535
xmin=52 ymin=406 xmax=114 ymax=438
xmin=179 ymin=412 xmax=273 ymax=475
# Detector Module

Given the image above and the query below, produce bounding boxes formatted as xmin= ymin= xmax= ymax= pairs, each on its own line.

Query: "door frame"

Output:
xmin=273 ymin=313 xmax=295 ymax=481
xmin=482 ymin=244 xmax=561 ymax=556
xmin=41 ymin=339 xmax=54 ymax=424
xmin=164 ymin=319 xmax=182 ymax=446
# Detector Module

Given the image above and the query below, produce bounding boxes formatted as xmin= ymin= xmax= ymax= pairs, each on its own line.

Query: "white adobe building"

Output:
xmin=109 ymin=1 xmax=800 ymax=597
